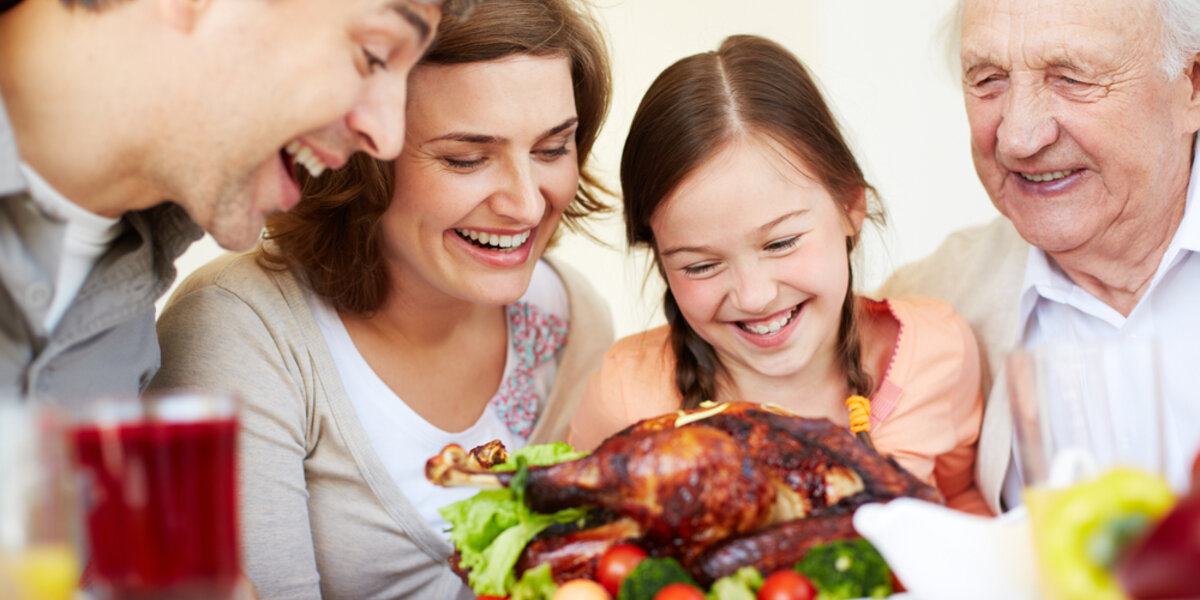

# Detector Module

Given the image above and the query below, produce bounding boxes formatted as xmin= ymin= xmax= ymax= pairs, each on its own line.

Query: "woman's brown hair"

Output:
xmin=620 ymin=34 xmax=884 ymax=409
xmin=262 ymin=0 xmax=612 ymax=315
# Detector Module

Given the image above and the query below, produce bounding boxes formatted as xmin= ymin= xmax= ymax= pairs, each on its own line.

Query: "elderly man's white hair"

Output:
xmin=1160 ymin=0 xmax=1200 ymax=76
xmin=947 ymin=0 xmax=1200 ymax=79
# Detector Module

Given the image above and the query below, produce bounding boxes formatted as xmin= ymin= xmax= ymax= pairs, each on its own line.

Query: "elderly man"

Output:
xmin=0 ymin=0 xmax=476 ymax=401
xmin=882 ymin=0 xmax=1200 ymax=513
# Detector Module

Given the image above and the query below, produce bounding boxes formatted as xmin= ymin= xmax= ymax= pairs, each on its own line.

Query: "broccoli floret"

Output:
xmin=707 ymin=566 xmax=763 ymax=600
xmin=794 ymin=539 xmax=892 ymax=600
xmin=617 ymin=557 xmax=697 ymax=600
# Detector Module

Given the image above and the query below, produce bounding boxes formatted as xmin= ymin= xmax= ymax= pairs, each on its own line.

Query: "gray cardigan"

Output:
xmin=151 ymin=248 xmax=613 ymax=599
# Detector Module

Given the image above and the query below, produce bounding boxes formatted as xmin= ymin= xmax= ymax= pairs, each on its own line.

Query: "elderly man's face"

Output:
xmin=961 ymin=0 xmax=1200 ymax=255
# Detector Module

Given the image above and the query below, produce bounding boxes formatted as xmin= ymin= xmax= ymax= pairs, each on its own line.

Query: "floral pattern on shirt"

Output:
xmin=489 ymin=301 xmax=568 ymax=438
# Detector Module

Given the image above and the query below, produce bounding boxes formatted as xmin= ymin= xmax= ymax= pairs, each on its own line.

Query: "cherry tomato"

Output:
xmin=595 ymin=543 xmax=649 ymax=596
xmin=757 ymin=570 xmax=816 ymax=600
xmin=652 ymin=582 xmax=706 ymax=600
xmin=553 ymin=579 xmax=612 ymax=600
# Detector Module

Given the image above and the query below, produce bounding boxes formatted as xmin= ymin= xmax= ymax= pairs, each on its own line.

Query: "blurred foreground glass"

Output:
xmin=70 ymin=391 xmax=239 ymax=600
xmin=1007 ymin=338 xmax=1168 ymax=600
xmin=1006 ymin=337 xmax=1165 ymax=486
xmin=0 ymin=400 xmax=82 ymax=600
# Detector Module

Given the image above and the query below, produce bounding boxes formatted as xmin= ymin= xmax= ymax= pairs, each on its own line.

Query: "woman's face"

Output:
xmin=651 ymin=136 xmax=865 ymax=384
xmin=381 ymin=54 xmax=580 ymax=305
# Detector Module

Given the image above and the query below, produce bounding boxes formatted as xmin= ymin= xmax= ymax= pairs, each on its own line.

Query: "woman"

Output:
xmin=151 ymin=1 xmax=613 ymax=597
xmin=570 ymin=35 xmax=988 ymax=515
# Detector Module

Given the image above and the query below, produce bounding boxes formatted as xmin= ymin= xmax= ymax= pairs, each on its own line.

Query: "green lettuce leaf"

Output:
xmin=439 ymin=442 xmax=590 ymax=595
xmin=510 ymin=563 xmax=559 ymax=600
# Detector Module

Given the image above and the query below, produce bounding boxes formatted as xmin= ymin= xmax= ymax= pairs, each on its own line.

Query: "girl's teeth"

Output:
xmin=743 ymin=306 xmax=799 ymax=335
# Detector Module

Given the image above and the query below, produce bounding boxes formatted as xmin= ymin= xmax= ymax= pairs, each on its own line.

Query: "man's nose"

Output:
xmin=730 ymin=264 xmax=776 ymax=315
xmin=487 ymin=159 xmax=545 ymax=225
xmin=995 ymin=83 xmax=1059 ymax=160
xmin=345 ymin=76 xmax=407 ymax=161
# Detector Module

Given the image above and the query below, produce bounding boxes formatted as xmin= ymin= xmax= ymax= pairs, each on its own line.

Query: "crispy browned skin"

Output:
xmin=428 ymin=402 xmax=942 ymax=581
xmin=692 ymin=514 xmax=856 ymax=584
xmin=513 ymin=517 xmax=643 ymax=583
xmin=518 ymin=424 xmax=776 ymax=564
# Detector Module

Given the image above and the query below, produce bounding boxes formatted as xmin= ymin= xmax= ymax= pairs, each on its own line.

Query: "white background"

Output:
xmin=163 ymin=0 xmax=1000 ymax=338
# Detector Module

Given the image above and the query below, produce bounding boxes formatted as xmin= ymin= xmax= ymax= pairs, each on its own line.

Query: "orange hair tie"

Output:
xmin=845 ymin=395 xmax=871 ymax=434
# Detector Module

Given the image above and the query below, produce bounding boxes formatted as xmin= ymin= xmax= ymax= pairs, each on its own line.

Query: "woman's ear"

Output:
xmin=157 ymin=0 xmax=210 ymax=32
xmin=843 ymin=187 xmax=868 ymax=235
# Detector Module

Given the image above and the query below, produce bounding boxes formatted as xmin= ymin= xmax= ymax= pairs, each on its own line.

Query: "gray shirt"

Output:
xmin=0 ymin=92 xmax=202 ymax=402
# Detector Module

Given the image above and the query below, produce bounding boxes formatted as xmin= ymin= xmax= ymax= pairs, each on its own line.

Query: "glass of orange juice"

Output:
xmin=0 ymin=399 xmax=81 ymax=600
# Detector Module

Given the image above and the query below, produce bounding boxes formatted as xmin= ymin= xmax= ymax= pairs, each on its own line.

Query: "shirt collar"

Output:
xmin=1017 ymin=133 xmax=1200 ymax=335
xmin=0 ymin=90 xmax=25 ymax=197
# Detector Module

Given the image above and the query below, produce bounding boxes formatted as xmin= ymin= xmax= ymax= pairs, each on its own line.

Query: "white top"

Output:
xmin=307 ymin=259 xmax=569 ymax=535
xmin=1005 ymin=135 xmax=1200 ymax=505
xmin=19 ymin=163 xmax=124 ymax=332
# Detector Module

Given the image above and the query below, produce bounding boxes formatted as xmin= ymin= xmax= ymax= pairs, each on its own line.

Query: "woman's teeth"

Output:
xmin=456 ymin=228 xmax=532 ymax=252
xmin=1019 ymin=169 xmax=1073 ymax=183
xmin=739 ymin=305 xmax=801 ymax=335
xmin=285 ymin=141 xmax=328 ymax=178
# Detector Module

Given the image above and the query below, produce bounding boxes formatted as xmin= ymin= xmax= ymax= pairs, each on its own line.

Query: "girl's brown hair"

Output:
xmin=262 ymin=0 xmax=612 ymax=315
xmin=621 ymin=34 xmax=884 ymax=409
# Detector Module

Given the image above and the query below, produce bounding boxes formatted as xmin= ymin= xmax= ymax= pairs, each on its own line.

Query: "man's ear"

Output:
xmin=157 ymin=0 xmax=210 ymax=32
xmin=1184 ymin=51 xmax=1200 ymax=132
xmin=843 ymin=187 xmax=868 ymax=235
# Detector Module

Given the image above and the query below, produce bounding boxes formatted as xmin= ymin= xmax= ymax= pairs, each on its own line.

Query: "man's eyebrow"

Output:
xmin=391 ymin=1 xmax=433 ymax=45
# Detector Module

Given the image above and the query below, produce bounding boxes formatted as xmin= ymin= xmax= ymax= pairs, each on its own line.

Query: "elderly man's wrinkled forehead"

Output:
xmin=957 ymin=0 xmax=1165 ymax=75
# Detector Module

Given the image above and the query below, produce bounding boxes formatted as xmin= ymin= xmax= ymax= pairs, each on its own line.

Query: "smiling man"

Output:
xmin=881 ymin=0 xmax=1200 ymax=513
xmin=0 ymin=0 xmax=475 ymax=401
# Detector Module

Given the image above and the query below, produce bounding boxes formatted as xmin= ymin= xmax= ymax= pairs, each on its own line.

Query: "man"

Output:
xmin=0 ymin=0 xmax=472 ymax=401
xmin=882 ymin=0 xmax=1200 ymax=513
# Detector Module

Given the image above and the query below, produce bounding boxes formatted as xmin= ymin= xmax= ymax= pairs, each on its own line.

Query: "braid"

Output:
xmin=838 ymin=239 xmax=874 ymax=397
xmin=664 ymin=290 xmax=721 ymax=410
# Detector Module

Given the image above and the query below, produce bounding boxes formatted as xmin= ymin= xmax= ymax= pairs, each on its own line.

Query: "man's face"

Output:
xmin=157 ymin=0 xmax=441 ymax=250
xmin=961 ymin=0 xmax=1200 ymax=255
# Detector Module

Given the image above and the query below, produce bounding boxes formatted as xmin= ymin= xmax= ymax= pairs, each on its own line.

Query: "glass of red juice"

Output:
xmin=69 ymin=391 xmax=239 ymax=600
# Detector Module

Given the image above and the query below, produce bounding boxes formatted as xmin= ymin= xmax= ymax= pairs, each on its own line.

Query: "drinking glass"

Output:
xmin=1006 ymin=336 xmax=1165 ymax=487
xmin=69 ymin=390 xmax=240 ymax=600
xmin=0 ymin=400 xmax=82 ymax=600
xmin=1006 ymin=337 xmax=1167 ymax=600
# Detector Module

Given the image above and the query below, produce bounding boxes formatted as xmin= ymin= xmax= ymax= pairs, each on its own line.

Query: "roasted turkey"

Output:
xmin=426 ymin=401 xmax=941 ymax=585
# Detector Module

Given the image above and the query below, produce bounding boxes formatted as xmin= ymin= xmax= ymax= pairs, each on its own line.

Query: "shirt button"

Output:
xmin=24 ymin=282 xmax=51 ymax=309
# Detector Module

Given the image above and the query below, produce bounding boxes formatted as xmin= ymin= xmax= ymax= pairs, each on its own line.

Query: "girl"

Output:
xmin=152 ymin=1 xmax=614 ymax=597
xmin=570 ymin=35 xmax=988 ymax=515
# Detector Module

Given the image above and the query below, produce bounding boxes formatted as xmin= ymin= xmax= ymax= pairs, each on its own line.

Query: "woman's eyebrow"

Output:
xmin=425 ymin=118 xmax=580 ymax=146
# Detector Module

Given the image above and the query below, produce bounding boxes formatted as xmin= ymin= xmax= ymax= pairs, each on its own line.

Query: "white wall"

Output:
xmin=162 ymin=0 xmax=999 ymax=338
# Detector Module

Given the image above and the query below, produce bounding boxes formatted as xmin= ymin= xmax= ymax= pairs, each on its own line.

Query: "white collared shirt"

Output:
xmin=1003 ymin=135 xmax=1200 ymax=506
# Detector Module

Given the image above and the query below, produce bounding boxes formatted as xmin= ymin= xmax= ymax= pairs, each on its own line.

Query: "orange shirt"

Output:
xmin=569 ymin=296 xmax=991 ymax=516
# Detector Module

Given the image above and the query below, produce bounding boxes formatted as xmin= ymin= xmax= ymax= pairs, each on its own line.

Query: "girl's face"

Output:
xmin=381 ymin=54 xmax=580 ymax=306
xmin=651 ymin=136 xmax=865 ymax=384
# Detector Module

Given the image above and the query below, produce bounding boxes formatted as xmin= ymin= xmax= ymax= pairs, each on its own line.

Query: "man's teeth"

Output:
xmin=740 ymin=306 xmax=800 ymax=335
xmin=456 ymin=228 xmax=532 ymax=251
xmin=285 ymin=141 xmax=328 ymax=178
xmin=1019 ymin=170 xmax=1073 ymax=183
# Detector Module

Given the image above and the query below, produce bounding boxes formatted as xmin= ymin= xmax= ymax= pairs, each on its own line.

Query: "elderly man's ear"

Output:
xmin=1187 ymin=52 xmax=1200 ymax=132
xmin=156 ymin=0 xmax=209 ymax=32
